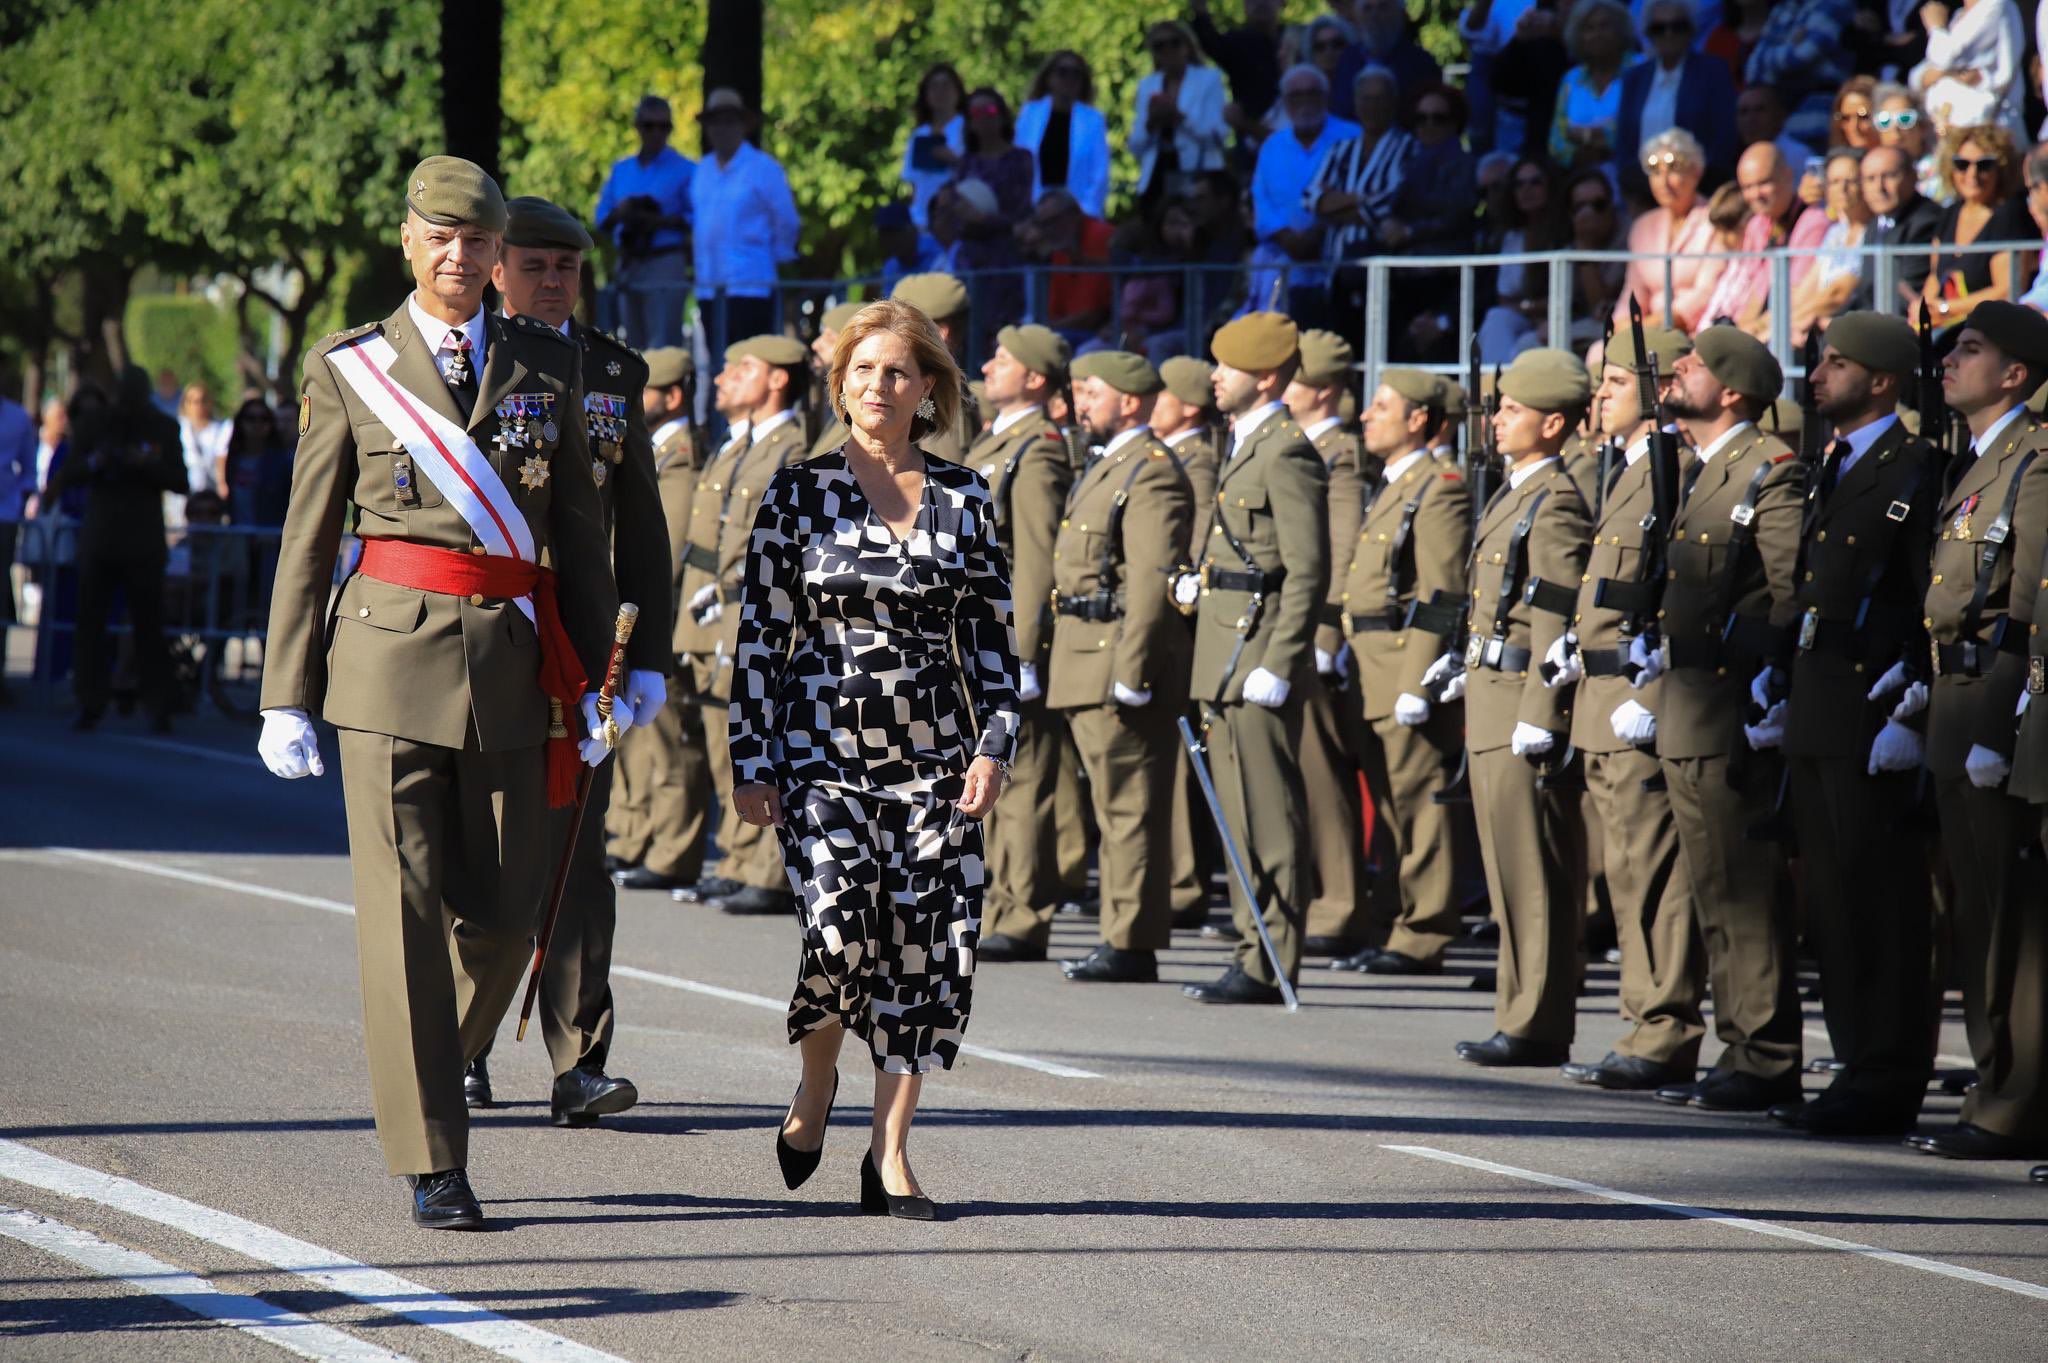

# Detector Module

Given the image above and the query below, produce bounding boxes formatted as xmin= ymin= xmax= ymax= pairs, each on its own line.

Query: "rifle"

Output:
xmin=1918 ymin=302 xmax=1958 ymax=461
xmin=1430 ymin=343 xmax=1496 ymax=806
xmin=1591 ymin=296 xmax=1678 ymax=673
xmin=1593 ymin=314 xmax=1617 ymax=525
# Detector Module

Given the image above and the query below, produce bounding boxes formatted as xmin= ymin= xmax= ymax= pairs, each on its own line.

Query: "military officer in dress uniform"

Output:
xmin=890 ymin=273 xmax=978 ymax=461
xmin=1331 ymin=368 xmax=1470 ymax=977
xmin=1648 ymin=325 xmax=1806 ymax=1113
xmin=679 ymin=335 xmax=811 ymax=916
xmin=1907 ymin=302 xmax=2048 ymax=1162
xmin=1047 ymin=352 xmax=1194 ymax=983
xmin=1424 ymin=350 xmax=1590 ymax=1066
xmin=611 ymin=348 xmax=713 ymax=897
xmin=1763 ymin=313 xmax=1944 ymax=1136
xmin=1544 ymin=325 xmax=1706 ymax=1090
xmin=256 ymin=157 xmax=619 ymax=1228
xmin=806 ymin=301 xmax=861 ymax=458
xmin=1178 ymin=312 xmax=1329 ymax=1004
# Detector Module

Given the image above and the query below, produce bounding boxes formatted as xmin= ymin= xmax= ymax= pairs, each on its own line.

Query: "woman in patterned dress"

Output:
xmin=728 ymin=300 xmax=1019 ymax=1219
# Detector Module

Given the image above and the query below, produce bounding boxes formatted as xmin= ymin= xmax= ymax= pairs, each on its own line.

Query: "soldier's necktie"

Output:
xmin=1818 ymin=437 xmax=1849 ymax=504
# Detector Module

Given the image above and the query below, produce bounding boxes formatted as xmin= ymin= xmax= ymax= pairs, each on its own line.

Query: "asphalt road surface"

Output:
xmin=2 ymin=699 xmax=2044 ymax=1362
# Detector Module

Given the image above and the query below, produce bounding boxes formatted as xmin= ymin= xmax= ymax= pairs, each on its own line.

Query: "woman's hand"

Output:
xmin=733 ymin=782 xmax=784 ymax=828
xmin=954 ymin=756 xmax=1009 ymax=819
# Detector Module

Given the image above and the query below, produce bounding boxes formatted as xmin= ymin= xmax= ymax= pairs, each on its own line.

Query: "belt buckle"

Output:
xmin=1931 ymin=636 xmax=1943 ymax=678
xmin=1962 ymin=641 xmax=1981 ymax=675
xmin=1465 ymin=634 xmax=1485 ymax=670
xmin=1796 ymin=607 xmax=1819 ymax=652
xmin=1482 ymin=637 xmax=1505 ymax=669
xmin=1729 ymin=503 xmax=1755 ymax=527
xmin=2032 ymin=655 xmax=2046 ymax=695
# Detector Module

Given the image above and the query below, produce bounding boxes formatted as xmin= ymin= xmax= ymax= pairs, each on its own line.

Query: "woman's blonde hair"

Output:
xmin=829 ymin=299 xmax=964 ymax=443
xmin=1940 ymin=122 xmax=2023 ymax=201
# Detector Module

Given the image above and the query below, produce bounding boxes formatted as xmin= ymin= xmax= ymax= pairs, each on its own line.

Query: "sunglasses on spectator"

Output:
xmin=1874 ymin=109 xmax=1920 ymax=131
xmin=969 ymin=101 xmax=1002 ymax=117
xmin=1836 ymin=106 xmax=1873 ymax=124
xmin=1313 ymin=36 xmax=1347 ymax=50
xmin=636 ymin=121 xmax=672 ymax=131
xmin=1642 ymin=152 xmax=1689 ymax=171
xmin=1052 ymin=63 xmax=1085 ymax=77
xmin=1572 ymin=196 xmax=1613 ymax=214
xmin=1644 ymin=19 xmax=1691 ymax=36
xmin=1953 ymin=156 xmax=2000 ymax=176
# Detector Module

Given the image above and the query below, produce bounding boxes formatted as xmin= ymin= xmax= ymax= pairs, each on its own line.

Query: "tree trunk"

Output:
xmin=702 ymin=0 xmax=763 ymax=140
xmin=439 ymin=0 xmax=503 ymax=179
xmin=73 ymin=260 xmax=133 ymax=387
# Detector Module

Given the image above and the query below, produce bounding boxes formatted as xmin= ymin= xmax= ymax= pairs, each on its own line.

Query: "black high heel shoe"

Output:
xmin=775 ymin=1072 xmax=837 ymax=1190
xmin=860 ymin=1150 xmax=936 ymax=1221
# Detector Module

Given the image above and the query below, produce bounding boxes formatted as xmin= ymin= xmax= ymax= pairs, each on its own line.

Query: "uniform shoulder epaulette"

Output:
xmin=508 ymin=313 xmax=573 ymax=346
xmin=310 ymin=320 xmax=379 ymax=356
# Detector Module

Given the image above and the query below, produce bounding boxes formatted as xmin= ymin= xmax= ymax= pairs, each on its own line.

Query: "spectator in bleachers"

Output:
xmin=1388 ymin=83 xmax=1480 ymax=359
xmin=1703 ymin=0 xmax=1770 ymax=78
xmin=691 ymin=88 xmax=801 ymax=358
xmin=176 ymin=383 xmax=228 ymax=500
xmin=218 ymin=398 xmax=282 ymax=520
xmin=1115 ymin=198 xmax=1200 ymax=363
xmin=1018 ymin=188 xmax=1114 ymax=347
xmin=875 ymin=202 xmax=935 ymax=295
xmin=1461 ymin=1 xmax=1569 ymax=157
xmin=1309 ymin=67 xmax=1416 ymax=301
xmin=1736 ymin=81 xmax=1820 ymax=175
xmin=1620 ymin=128 xmax=1725 ymax=332
xmin=1744 ymin=0 xmax=1857 ymax=149
xmin=955 ymin=87 xmax=1037 ymax=330
xmin=1921 ymin=122 xmax=2036 ymax=325
xmin=1549 ymin=0 xmax=1643 ymax=175
xmin=1189 ymin=0 xmax=1287 ymax=147
xmin=1617 ymin=0 xmax=1740 ymax=206
xmin=1329 ymin=0 xmax=1443 ymax=105
xmin=595 ymin=94 xmax=695 ymax=349
xmin=1847 ymin=0 xmax=1929 ymax=75
xmin=1131 ymin=21 xmax=1230 ymax=206
xmin=1296 ymin=16 xmax=1357 ymax=115
xmin=1873 ymin=83 xmax=1946 ymax=202
xmin=1791 ymin=147 xmax=1875 ymax=342
xmin=1478 ymin=156 xmax=1568 ymax=363
xmin=1852 ymin=144 xmax=1944 ymax=311
xmin=900 ymin=64 xmax=967 ymax=236
xmin=2016 ymin=142 xmax=2048 ymax=315
xmin=1831 ymin=75 xmax=1884 ymax=151
xmin=1565 ymin=168 xmax=1631 ymax=338
xmin=1911 ymin=0 xmax=2027 ymax=139
xmin=1250 ymin=64 xmax=1358 ymax=319
xmin=1017 ymin=51 xmax=1111 ymax=219
xmin=1702 ymin=141 xmax=1831 ymax=332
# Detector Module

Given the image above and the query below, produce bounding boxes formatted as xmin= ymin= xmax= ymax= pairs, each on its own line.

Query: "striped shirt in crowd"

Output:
xmin=1303 ymin=127 xmax=1418 ymax=263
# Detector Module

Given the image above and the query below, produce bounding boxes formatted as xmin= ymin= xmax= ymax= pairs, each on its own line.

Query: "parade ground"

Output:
xmin=2 ymin=698 xmax=2044 ymax=1362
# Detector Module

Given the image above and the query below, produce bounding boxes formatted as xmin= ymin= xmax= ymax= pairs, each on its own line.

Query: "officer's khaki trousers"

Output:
xmin=608 ymin=687 xmax=709 ymax=882
xmin=1064 ymin=701 xmax=1178 ymax=951
xmin=1585 ymin=747 xmax=1703 ymax=1067
xmin=982 ymin=696 xmax=1068 ymax=949
xmin=1206 ymin=697 xmax=1308 ymax=985
xmin=698 ymin=659 xmax=782 ymax=892
xmin=1299 ymin=674 xmax=1368 ymax=943
xmin=1352 ymin=700 xmax=1466 ymax=963
xmin=1470 ymin=745 xmax=1582 ymax=1045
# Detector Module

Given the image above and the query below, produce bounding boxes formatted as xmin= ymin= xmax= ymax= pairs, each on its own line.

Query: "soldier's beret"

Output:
xmin=1160 ymin=356 xmax=1215 ymax=408
xmin=1823 ymin=311 xmax=1917 ymax=376
xmin=820 ymin=301 xmax=863 ymax=335
xmin=503 ymin=196 xmax=593 ymax=252
xmin=643 ymin=347 xmax=692 ymax=389
xmin=1295 ymin=329 xmax=1355 ymax=387
xmin=891 ymin=272 xmax=970 ymax=320
xmin=406 ymin=155 xmax=506 ymax=232
xmin=1604 ymin=324 xmax=1692 ymax=373
xmin=726 ymin=335 xmax=807 ymax=367
xmin=1071 ymin=350 xmax=1163 ymax=395
xmin=1962 ymin=300 xmax=2048 ymax=369
xmin=1211 ymin=311 xmax=1299 ymax=372
xmin=1692 ymin=325 xmax=1783 ymax=402
xmin=1499 ymin=349 xmax=1591 ymax=412
xmin=1380 ymin=367 xmax=1440 ymax=408
xmin=997 ymin=324 xmax=1072 ymax=380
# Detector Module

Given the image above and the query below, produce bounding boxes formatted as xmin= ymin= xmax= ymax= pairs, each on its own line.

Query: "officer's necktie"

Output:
xmin=1818 ymin=437 xmax=1849 ymax=504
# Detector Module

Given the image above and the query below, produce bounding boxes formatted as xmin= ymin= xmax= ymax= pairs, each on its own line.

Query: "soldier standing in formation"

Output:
xmin=806 ymin=301 xmax=861 ymax=458
xmin=889 ymin=273 xmax=978 ymax=462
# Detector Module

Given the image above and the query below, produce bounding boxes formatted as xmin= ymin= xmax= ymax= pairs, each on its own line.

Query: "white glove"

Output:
xmin=2020 ymin=690 xmax=2032 ymax=718
xmin=688 ymin=582 xmax=722 ymax=625
xmin=622 ymin=669 xmax=667 ymax=724
xmin=1172 ymin=572 xmax=1200 ymax=608
xmin=1393 ymin=692 xmax=1431 ymax=727
xmin=1966 ymin=743 xmax=2011 ymax=789
xmin=1543 ymin=632 xmax=1582 ymax=689
xmin=1017 ymin=662 xmax=1043 ymax=703
xmin=1743 ymin=699 xmax=1786 ymax=750
xmin=1892 ymin=680 xmax=1929 ymax=721
xmin=1749 ymin=665 xmax=1777 ymax=711
xmin=1334 ymin=644 xmax=1354 ymax=681
xmin=1422 ymin=652 xmax=1468 ymax=703
xmin=581 ymin=690 xmax=636 ymax=750
xmin=1112 ymin=680 xmax=1152 ymax=707
xmin=257 ymin=708 xmax=323 ymax=779
xmin=1314 ymin=647 xmax=1337 ymax=677
xmin=1628 ymin=635 xmax=1667 ymax=688
xmin=1510 ymin=721 xmax=1557 ymax=758
xmin=1241 ymin=666 xmax=1291 ymax=708
xmin=1868 ymin=719 xmax=1924 ymax=775
xmin=1867 ymin=660 xmax=1910 ymax=704
xmin=1610 ymin=698 xmax=1657 ymax=746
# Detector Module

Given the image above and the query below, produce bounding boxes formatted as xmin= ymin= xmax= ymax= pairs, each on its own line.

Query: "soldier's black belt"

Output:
xmin=681 ymin=543 xmax=718 ymax=573
xmin=1522 ymin=576 xmax=1577 ymax=616
xmin=1580 ymin=646 xmax=1631 ymax=677
xmin=1054 ymin=593 xmax=1121 ymax=622
xmin=1933 ymin=627 xmax=2023 ymax=678
xmin=1592 ymin=577 xmax=1657 ymax=615
xmin=1347 ymin=609 xmax=1402 ymax=633
xmin=1666 ymin=614 xmax=1782 ymax=672
xmin=1206 ymin=566 xmax=1285 ymax=593
xmin=1466 ymin=635 xmax=1533 ymax=673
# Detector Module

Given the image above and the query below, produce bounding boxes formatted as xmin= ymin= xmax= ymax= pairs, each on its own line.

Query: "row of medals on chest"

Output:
xmin=494 ymin=392 xmax=631 ymax=490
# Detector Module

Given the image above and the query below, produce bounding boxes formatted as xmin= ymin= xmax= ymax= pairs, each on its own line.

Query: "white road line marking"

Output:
xmin=0 ymin=1206 xmax=411 ymax=1363
xmin=0 ymin=1141 xmax=628 ymax=1363
xmin=1801 ymin=1024 xmax=1973 ymax=1073
xmin=1385 ymin=1144 xmax=2048 ymax=1304
xmin=42 ymin=848 xmax=1102 ymax=1081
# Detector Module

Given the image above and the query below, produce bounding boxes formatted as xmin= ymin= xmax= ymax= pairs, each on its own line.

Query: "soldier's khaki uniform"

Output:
xmin=1659 ymin=421 xmax=1804 ymax=1082
xmin=1463 ymin=460 xmax=1589 ymax=1046
xmin=262 ymin=303 xmax=617 ymax=1175
xmin=1192 ymin=406 xmax=1329 ymax=984
xmin=1339 ymin=450 xmax=1470 ymax=963
xmin=1929 ymin=410 xmax=2048 ymax=1143
xmin=1046 ymin=429 xmax=1193 ymax=950
xmin=808 ymin=412 xmax=849 ymax=460
xmin=1569 ymin=444 xmax=1705 ymax=1068
xmin=1166 ymin=426 xmax=1225 ymax=920
xmin=1301 ymin=419 xmax=1371 ymax=945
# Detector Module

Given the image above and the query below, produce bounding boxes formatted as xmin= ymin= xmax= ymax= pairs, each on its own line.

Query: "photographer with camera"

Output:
xmin=595 ymin=94 xmax=696 ymax=348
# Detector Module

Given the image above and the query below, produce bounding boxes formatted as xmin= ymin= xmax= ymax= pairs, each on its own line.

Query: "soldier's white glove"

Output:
xmin=1867 ymin=660 xmax=1910 ymax=704
xmin=1628 ymin=635 xmax=1667 ymax=688
xmin=1112 ymin=681 xmax=1152 ymax=707
xmin=1965 ymin=743 xmax=2011 ymax=789
xmin=1334 ymin=644 xmax=1354 ymax=680
xmin=1171 ymin=572 xmax=1200 ymax=608
xmin=623 ymin=670 xmax=667 ymax=723
xmin=1393 ymin=692 xmax=1431 ymax=727
xmin=1510 ymin=722 xmax=1557 ymax=757
xmin=1314 ymin=647 xmax=1337 ymax=677
xmin=1868 ymin=719 xmax=1924 ymax=775
xmin=1610 ymin=698 xmax=1657 ymax=746
xmin=688 ymin=582 xmax=722 ymax=625
xmin=1241 ymin=667 xmax=1291 ymax=708
xmin=1749 ymin=664 xmax=1777 ymax=711
xmin=1543 ymin=632 xmax=1582 ymax=689
xmin=579 ymin=692 xmax=636 ymax=767
xmin=1422 ymin=652 xmax=1467 ymax=703
xmin=1017 ymin=662 xmax=1043 ymax=703
xmin=2020 ymin=690 xmax=2032 ymax=717
xmin=257 ymin=708 xmax=323 ymax=779
xmin=1742 ymin=699 xmax=1786 ymax=750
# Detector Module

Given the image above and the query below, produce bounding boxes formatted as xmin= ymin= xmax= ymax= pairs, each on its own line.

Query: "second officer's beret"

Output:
xmin=1295 ymin=329 xmax=1355 ymax=387
xmin=1499 ymin=349 xmax=1591 ymax=412
xmin=997 ymin=324 xmax=1072 ymax=380
xmin=503 ymin=196 xmax=594 ymax=251
xmin=891 ymin=272 xmax=970 ymax=321
xmin=406 ymin=155 xmax=507 ymax=232
xmin=726 ymin=335 xmax=808 ymax=367
xmin=643 ymin=347 xmax=692 ymax=388
xmin=1160 ymin=357 xmax=1215 ymax=408
xmin=1211 ymin=311 xmax=1300 ymax=372
xmin=1604 ymin=324 xmax=1692 ymax=373
xmin=1379 ymin=367 xmax=1440 ymax=408
xmin=1824 ymin=311 xmax=1918 ymax=376
xmin=1693 ymin=325 xmax=1784 ymax=401
xmin=1963 ymin=300 xmax=2048 ymax=370
xmin=1434 ymin=376 xmax=1467 ymax=419
xmin=1071 ymin=350 xmax=1163 ymax=395
xmin=820 ymin=301 xmax=863 ymax=335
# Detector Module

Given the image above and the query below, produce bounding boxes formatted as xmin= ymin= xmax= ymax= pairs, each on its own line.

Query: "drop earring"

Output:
xmin=916 ymin=395 xmax=936 ymax=421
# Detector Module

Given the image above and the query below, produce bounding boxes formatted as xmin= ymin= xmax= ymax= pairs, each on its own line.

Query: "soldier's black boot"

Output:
xmin=407 ymin=1168 xmax=483 ymax=1230
xmin=550 ymin=1065 xmax=639 ymax=1127
xmin=463 ymin=1057 xmax=492 ymax=1109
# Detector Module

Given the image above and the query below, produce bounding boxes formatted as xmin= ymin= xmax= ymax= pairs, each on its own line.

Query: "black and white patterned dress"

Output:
xmin=729 ymin=449 xmax=1020 ymax=1073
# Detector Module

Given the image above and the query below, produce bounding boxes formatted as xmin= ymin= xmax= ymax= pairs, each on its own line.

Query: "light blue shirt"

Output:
xmin=1253 ymin=115 xmax=1361 ymax=240
xmin=0 ymin=396 xmax=35 ymax=521
xmin=595 ymin=146 xmax=696 ymax=253
xmin=1014 ymin=98 xmax=1111 ymax=218
xmin=690 ymin=142 xmax=801 ymax=299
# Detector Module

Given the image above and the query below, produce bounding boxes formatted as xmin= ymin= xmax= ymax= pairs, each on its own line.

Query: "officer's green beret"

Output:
xmin=891 ymin=272 xmax=970 ymax=321
xmin=1962 ymin=300 xmax=2048 ymax=369
xmin=1160 ymin=356 xmax=1215 ymax=408
xmin=996 ymin=324 xmax=1072 ymax=380
xmin=1296 ymin=329 xmax=1355 ymax=387
xmin=1604 ymin=324 xmax=1692 ymax=373
xmin=643 ymin=347 xmax=692 ymax=389
xmin=1823 ymin=311 xmax=1918 ymax=377
xmin=726 ymin=335 xmax=808 ymax=367
xmin=1693 ymin=325 xmax=1783 ymax=401
xmin=503 ymin=196 xmax=593 ymax=252
xmin=1499 ymin=349 xmax=1591 ymax=412
xmin=820 ymin=301 xmax=863 ymax=334
xmin=405 ymin=155 xmax=506 ymax=232
xmin=1071 ymin=350 xmax=1163 ymax=396
xmin=1211 ymin=311 xmax=1300 ymax=372
xmin=1379 ymin=367 xmax=1440 ymax=408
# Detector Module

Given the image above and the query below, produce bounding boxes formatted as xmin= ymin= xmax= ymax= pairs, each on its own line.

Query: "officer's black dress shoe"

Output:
xmin=1062 ymin=944 xmax=1158 ymax=983
xmin=1455 ymin=1032 xmax=1569 ymax=1067
xmin=613 ymin=865 xmax=684 ymax=891
xmin=1170 ymin=904 xmax=1210 ymax=930
xmin=1657 ymin=1068 xmax=1799 ymax=1111
xmin=669 ymin=884 xmax=702 ymax=903
xmin=1592 ymin=1055 xmax=1696 ymax=1091
xmin=550 ymin=1066 xmax=639 ymax=1128
xmin=2031 ymin=1164 xmax=2047 ymax=1184
xmin=605 ymin=855 xmax=633 ymax=875
xmin=1182 ymin=965 xmax=1284 ymax=1005
xmin=1055 ymin=897 xmax=1098 ymax=918
xmin=1332 ymin=946 xmax=1383 ymax=972
xmin=1767 ymin=1092 xmax=1917 ymax=1136
xmin=1561 ymin=1052 xmax=1623 ymax=1084
xmin=716 ymin=885 xmax=796 ymax=916
xmin=1364 ymin=950 xmax=1441 ymax=976
xmin=977 ymin=933 xmax=1047 ymax=963
xmin=692 ymin=875 xmax=742 ymax=902
xmin=1905 ymin=1122 xmax=2048 ymax=1160
xmin=1200 ymin=921 xmax=1243 ymax=942
xmin=407 ymin=1168 xmax=483 ymax=1230
xmin=463 ymin=1058 xmax=492 ymax=1109
xmin=1302 ymin=935 xmax=1359 ymax=958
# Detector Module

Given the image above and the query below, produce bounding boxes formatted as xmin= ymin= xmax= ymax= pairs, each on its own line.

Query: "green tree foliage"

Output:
xmin=125 ymin=293 xmax=240 ymax=402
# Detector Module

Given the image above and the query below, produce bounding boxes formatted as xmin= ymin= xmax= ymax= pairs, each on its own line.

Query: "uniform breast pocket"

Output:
xmin=353 ymin=426 xmax=445 ymax=512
